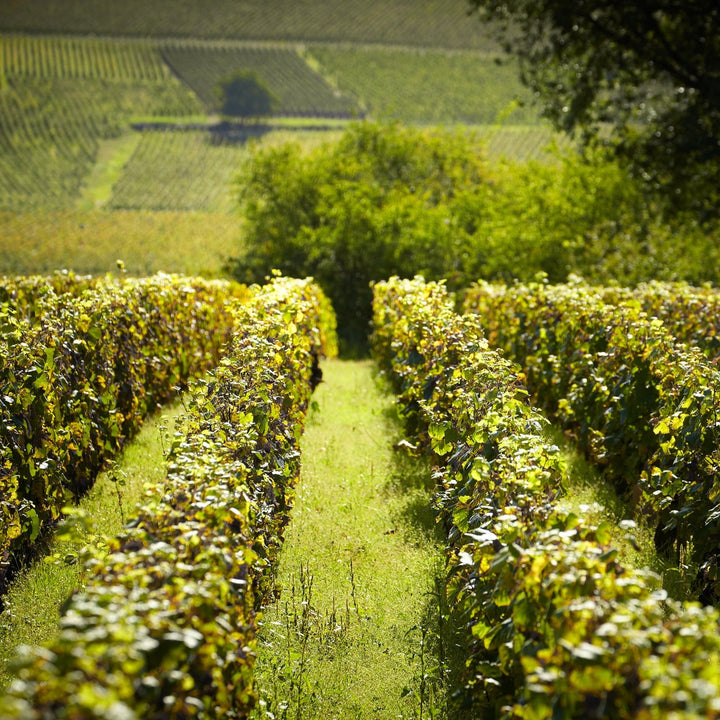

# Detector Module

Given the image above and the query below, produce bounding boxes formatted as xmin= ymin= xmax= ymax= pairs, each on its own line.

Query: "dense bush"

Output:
xmin=229 ymin=122 xmax=490 ymax=353
xmin=230 ymin=123 xmax=720 ymax=354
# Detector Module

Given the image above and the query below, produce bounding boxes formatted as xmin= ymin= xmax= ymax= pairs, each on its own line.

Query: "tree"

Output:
xmin=227 ymin=123 xmax=491 ymax=355
xmin=215 ymin=70 xmax=278 ymax=120
xmin=468 ymin=0 xmax=720 ymax=214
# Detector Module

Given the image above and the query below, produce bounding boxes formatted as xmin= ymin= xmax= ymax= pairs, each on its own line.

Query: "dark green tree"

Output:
xmin=468 ymin=0 xmax=720 ymax=213
xmin=216 ymin=70 xmax=278 ymax=119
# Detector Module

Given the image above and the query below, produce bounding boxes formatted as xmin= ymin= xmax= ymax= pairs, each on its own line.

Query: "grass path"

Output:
xmin=251 ymin=358 xmax=455 ymax=720
xmin=76 ymin=132 xmax=142 ymax=210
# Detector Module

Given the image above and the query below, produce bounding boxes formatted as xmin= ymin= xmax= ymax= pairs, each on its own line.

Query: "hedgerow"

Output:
xmin=372 ymin=276 xmax=720 ymax=719
xmin=0 ymin=273 xmax=248 ymax=594
xmin=0 ymin=275 xmax=336 ymax=719
xmin=463 ymin=280 xmax=720 ymax=602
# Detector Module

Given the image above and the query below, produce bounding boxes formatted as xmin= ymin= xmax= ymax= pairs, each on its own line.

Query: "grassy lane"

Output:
xmin=76 ymin=132 xmax=143 ymax=210
xmin=252 ymin=359 xmax=456 ymax=720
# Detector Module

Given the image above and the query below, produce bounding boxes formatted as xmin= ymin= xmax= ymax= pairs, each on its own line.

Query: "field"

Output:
xmin=7 ymin=3 xmax=715 ymax=717
xmin=0 ymin=23 xmax=556 ymax=274
xmin=0 ymin=0 xmax=498 ymax=48
xmin=0 ymin=36 xmax=202 ymax=213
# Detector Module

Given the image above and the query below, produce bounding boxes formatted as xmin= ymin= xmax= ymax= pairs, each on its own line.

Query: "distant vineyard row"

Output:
xmin=373 ymin=276 xmax=720 ymax=718
xmin=0 ymin=35 xmax=170 ymax=81
xmin=0 ymin=35 xmax=526 ymax=122
xmin=0 ymin=275 xmax=337 ymax=718
xmin=108 ymin=130 xmax=251 ymax=212
xmin=0 ymin=0 xmax=497 ymax=49
xmin=306 ymin=45 xmax=539 ymax=125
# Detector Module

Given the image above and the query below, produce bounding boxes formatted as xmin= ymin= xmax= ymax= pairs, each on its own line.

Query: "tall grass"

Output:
xmin=0 ymin=209 xmax=242 ymax=277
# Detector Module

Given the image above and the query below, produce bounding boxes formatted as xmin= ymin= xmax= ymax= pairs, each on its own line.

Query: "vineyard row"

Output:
xmin=372 ymin=276 xmax=720 ymax=719
xmin=0 ymin=275 xmax=337 ymax=718
xmin=464 ymin=280 xmax=720 ymax=603
xmin=0 ymin=273 xmax=247 ymax=595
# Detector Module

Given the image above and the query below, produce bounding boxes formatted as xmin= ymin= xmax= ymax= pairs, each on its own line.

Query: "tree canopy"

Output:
xmin=215 ymin=70 xmax=278 ymax=119
xmin=468 ymin=0 xmax=720 ymax=214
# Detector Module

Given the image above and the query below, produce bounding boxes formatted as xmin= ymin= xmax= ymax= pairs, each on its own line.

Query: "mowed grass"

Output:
xmin=251 ymin=359 xmax=459 ymax=719
xmin=0 ymin=400 xmax=185 ymax=690
xmin=77 ymin=133 xmax=143 ymax=210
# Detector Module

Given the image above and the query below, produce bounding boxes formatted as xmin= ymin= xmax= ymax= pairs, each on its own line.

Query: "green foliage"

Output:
xmin=230 ymin=122 xmax=720 ymax=355
xmin=463 ymin=280 xmax=720 ymax=602
xmin=0 ymin=271 xmax=99 ymax=323
xmin=468 ymin=0 xmax=720 ymax=215
xmin=627 ymin=281 xmax=720 ymax=362
xmin=0 ymin=276 xmax=337 ymax=718
xmin=0 ymin=273 xmax=247 ymax=593
xmin=229 ymin=122 xmax=491 ymax=352
xmin=372 ymin=276 xmax=720 ymax=718
xmin=306 ymin=45 xmax=539 ymax=125
xmin=468 ymin=149 xmax=720 ymax=286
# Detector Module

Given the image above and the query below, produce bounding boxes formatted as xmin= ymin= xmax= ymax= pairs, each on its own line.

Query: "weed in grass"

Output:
xmin=107 ymin=462 xmax=128 ymax=526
